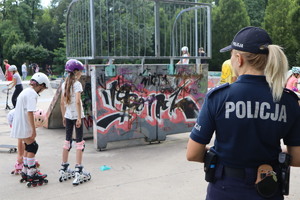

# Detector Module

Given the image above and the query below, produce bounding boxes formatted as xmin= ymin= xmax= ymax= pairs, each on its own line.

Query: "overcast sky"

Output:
xmin=41 ymin=0 xmax=51 ymax=7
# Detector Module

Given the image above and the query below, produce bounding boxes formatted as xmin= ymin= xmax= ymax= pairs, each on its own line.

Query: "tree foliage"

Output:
xmin=243 ymin=0 xmax=267 ymax=27
xmin=10 ymin=43 xmax=51 ymax=65
xmin=264 ymin=0 xmax=298 ymax=65
xmin=0 ymin=0 xmax=300 ymax=73
xmin=290 ymin=0 xmax=300 ymax=64
xmin=210 ymin=0 xmax=250 ymax=70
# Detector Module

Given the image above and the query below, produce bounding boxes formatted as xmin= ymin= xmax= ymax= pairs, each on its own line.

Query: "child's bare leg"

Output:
xmin=76 ymin=149 xmax=83 ymax=165
xmin=62 ymin=148 xmax=70 ymax=163
xmin=17 ymin=139 xmax=24 ymax=163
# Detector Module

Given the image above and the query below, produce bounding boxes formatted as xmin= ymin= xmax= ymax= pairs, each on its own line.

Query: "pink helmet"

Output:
xmin=34 ymin=109 xmax=47 ymax=128
xmin=65 ymin=59 xmax=84 ymax=72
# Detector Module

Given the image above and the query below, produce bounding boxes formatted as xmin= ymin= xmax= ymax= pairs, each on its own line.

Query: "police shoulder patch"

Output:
xmin=207 ymin=83 xmax=230 ymax=96
xmin=283 ymin=88 xmax=299 ymax=101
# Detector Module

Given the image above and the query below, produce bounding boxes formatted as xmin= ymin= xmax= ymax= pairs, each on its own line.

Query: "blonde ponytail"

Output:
xmin=264 ymin=45 xmax=289 ymax=102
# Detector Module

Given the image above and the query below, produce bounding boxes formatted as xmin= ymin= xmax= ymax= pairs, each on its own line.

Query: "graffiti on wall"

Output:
xmin=95 ymin=67 xmax=205 ymax=134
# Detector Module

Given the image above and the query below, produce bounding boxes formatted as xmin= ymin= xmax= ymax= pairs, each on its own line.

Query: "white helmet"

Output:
xmin=181 ymin=46 xmax=188 ymax=52
xmin=31 ymin=72 xmax=50 ymax=88
xmin=8 ymin=65 xmax=17 ymax=72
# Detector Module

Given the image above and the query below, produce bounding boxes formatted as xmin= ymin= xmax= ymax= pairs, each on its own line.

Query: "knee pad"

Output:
xmin=76 ymin=140 xmax=85 ymax=152
xmin=63 ymin=140 xmax=72 ymax=151
xmin=25 ymin=141 xmax=39 ymax=154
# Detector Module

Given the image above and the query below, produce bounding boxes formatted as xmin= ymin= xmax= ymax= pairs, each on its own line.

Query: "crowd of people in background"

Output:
xmin=1 ymin=60 xmax=53 ymax=82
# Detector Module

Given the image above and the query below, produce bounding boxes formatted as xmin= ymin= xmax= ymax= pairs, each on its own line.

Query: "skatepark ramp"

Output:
xmin=64 ymin=0 xmax=212 ymax=150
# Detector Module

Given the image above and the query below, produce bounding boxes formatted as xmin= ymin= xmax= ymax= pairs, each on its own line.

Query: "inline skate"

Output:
xmin=26 ymin=167 xmax=48 ymax=187
xmin=72 ymin=165 xmax=91 ymax=186
xmin=11 ymin=161 xmax=23 ymax=175
xmin=59 ymin=163 xmax=75 ymax=182
xmin=13 ymin=159 xmax=39 ymax=176
xmin=20 ymin=164 xmax=28 ymax=183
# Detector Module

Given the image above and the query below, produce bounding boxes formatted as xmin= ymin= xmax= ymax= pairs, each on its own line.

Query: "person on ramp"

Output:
xmin=59 ymin=59 xmax=91 ymax=185
xmin=7 ymin=65 xmax=23 ymax=108
xmin=10 ymin=72 xmax=50 ymax=187
xmin=186 ymin=27 xmax=300 ymax=199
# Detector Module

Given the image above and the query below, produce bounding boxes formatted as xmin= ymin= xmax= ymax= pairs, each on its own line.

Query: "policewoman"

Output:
xmin=186 ymin=27 xmax=300 ymax=200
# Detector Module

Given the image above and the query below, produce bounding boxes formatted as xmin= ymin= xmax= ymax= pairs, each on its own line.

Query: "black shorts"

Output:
xmin=65 ymin=118 xmax=83 ymax=143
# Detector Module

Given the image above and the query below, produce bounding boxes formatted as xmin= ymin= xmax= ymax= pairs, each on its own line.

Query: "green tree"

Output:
xmin=264 ymin=0 xmax=297 ymax=65
xmin=210 ymin=0 xmax=250 ymax=70
xmin=52 ymin=23 xmax=67 ymax=75
xmin=243 ymin=0 xmax=267 ymax=27
xmin=36 ymin=8 xmax=60 ymax=51
xmin=10 ymin=43 xmax=51 ymax=68
xmin=290 ymin=0 xmax=300 ymax=64
xmin=3 ymin=31 xmax=21 ymax=61
xmin=0 ymin=0 xmax=44 ymax=62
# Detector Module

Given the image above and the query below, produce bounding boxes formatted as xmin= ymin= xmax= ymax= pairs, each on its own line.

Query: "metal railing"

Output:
xmin=66 ymin=0 xmax=211 ymax=62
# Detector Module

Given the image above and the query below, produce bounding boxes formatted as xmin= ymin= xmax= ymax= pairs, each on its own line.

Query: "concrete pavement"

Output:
xmin=0 ymin=81 xmax=300 ymax=200
xmin=0 ymin=96 xmax=208 ymax=200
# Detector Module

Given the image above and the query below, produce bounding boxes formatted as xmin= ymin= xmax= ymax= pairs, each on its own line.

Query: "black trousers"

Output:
xmin=65 ymin=118 xmax=83 ymax=143
xmin=12 ymin=84 xmax=23 ymax=108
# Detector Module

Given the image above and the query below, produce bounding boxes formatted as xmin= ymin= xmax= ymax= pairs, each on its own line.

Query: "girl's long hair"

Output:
xmin=64 ymin=72 xmax=76 ymax=104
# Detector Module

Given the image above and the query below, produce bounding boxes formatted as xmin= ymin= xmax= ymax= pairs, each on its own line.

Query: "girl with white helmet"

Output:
xmin=7 ymin=65 xmax=23 ymax=108
xmin=286 ymin=66 xmax=300 ymax=92
xmin=177 ymin=46 xmax=190 ymax=65
xmin=59 ymin=59 xmax=91 ymax=185
xmin=10 ymin=72 xmax=50 ymax=187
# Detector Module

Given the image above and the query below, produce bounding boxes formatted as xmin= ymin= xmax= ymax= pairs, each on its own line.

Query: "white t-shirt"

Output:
xmin=10 ymin=88 xmax=38 ymax=138
xmin=181 ymin=54 xmax=189 ymax=64
xmin=13 ymin=73 xmax=22 ymax=85
xmin=61 ymin=81 xmax=85 ymax=120
xmin=22 ymin=64 xmax=27 ymax=72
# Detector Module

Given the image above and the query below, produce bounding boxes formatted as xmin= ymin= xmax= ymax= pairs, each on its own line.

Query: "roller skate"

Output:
xmin=26 ymin=167 xmax=48 ymax=187
xmin=20 ymin=164 xmax=28 ymax=183
xmin=11 ymin=161 xmax=23 ymax=175
xmin=72 ymin=165 xmax=91 ymax=186
xmin=59 ymin=163 xmax=75 ymax=182
xmin=35 ymin=159 xmax=40 ymax=168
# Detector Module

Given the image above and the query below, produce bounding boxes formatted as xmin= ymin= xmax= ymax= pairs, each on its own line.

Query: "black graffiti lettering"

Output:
xmin=98 ymin=78 xmax=199 ymax=129
xmin=97 ymin=113 xmax=128 ymax=129
xmin=108 ymin=81 xmax=118 ymax=107
xmin=174 ymin=98 xmax=198 ymax=119
xmin=147 ymin=94 xmax=155 ymax=117
xmin=97 ymin=74 xmax=106 ymax=89
xmin=135 ymin=98 xmax=145 ymax=112
xmin=102 ymin=90 xmax=110 ymax=105
xmin=155 ymin=94 xmax=168 ymax=119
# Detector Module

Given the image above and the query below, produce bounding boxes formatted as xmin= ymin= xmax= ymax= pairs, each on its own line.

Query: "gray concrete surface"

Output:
xmin=0 ymin=81 xmax=300 ymax=200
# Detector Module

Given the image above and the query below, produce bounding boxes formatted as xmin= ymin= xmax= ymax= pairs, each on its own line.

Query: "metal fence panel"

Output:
xmin=66 ymin=0 xmax=211 ymax=60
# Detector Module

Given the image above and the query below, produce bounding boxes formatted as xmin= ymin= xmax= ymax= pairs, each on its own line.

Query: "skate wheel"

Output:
xmin=38 ymin=182 xmax=43 ymax=186
xmin=26 ymin=182 xmax=32 ymax=187
xmin=32 ymin=183 xmax=37 ymax=187
xmin=20 ymin=179 xmax=26 ymax=183
xmin=59 ymin=177 xmax=63 ymax=182
xmin=44 ymin=179 xmax=48 ymax=184
xmin=73 ymin=182 xmax=79 ymax=186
